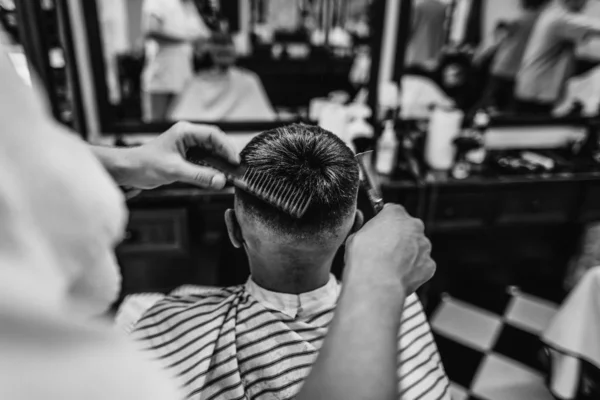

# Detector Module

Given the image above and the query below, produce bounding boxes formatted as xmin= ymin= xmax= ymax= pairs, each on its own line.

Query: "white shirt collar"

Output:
xmin=245 ymin=274 xmax=340 ymax=319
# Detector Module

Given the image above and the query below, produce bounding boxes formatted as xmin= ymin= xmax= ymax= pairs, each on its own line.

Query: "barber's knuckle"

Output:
xmin=404 ymin=220 xmax=418 ymax=234
xmin=394 ymin=203 xmax=410 ymax=214
xmin=414 ymin=217 xmax=425 ymax=228
xmin=174 ymin=121 xmax=191 ymax=134
xmin=422 ymin=237 xmax=432 ymax=251
xmin=387 ymin=204 xmax=405 ymax=216
xmin=177 ymin=120 xmax=191 ymax=129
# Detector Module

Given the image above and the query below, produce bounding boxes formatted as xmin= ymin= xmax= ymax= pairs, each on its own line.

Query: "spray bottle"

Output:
xmin=375 ymin=120 xmax=399 ymax=175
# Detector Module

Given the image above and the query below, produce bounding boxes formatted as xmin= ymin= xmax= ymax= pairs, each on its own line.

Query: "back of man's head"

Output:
xmin=235 ymin=124 xmax=359 ymax=241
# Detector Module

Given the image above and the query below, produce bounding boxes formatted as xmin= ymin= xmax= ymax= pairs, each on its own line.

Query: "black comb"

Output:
xmin=186 ymin=148 xmax=313 ymax=219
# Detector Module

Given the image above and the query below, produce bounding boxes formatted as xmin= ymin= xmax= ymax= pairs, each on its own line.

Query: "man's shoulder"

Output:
xmin=117 ymin=285 xmax=245 ymax=333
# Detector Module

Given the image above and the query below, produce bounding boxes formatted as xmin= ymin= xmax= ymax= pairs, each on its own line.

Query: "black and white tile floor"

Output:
xmin=429 ymin=286 xmax=560 ymax=400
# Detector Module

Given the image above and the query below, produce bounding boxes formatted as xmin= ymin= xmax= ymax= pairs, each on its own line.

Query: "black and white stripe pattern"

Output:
xmin=131 ymin=287 xmax=450 ymax=400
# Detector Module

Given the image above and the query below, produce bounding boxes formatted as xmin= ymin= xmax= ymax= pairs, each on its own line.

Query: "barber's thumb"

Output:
xmin=178 ymin=162 xmax=227 ymax=189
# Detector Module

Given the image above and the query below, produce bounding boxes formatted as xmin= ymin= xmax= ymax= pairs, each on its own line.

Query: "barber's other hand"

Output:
xmin=344 ymin=204 xmax=435 ymax=296
xmin=123 ymin=122 xmax=239 ymax=190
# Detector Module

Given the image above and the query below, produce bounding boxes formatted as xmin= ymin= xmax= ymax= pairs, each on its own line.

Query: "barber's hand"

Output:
xmin=344 ymin=204 xmax=435 ymax=296
xmin=123 ymin=122 xmax=239 ymax=190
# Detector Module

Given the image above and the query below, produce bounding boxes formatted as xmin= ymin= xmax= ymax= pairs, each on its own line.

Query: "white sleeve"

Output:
xmin=0 ymin=298 xmax=182 ymax=400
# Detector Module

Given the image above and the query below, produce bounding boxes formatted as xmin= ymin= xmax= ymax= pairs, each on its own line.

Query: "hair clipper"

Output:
xmin=356 ymin=151 xmax=384 ymax=215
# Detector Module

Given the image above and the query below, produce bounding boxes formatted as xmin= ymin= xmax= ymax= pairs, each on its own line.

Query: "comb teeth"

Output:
xmin=241 ymin=168 xmax=312 ymax=219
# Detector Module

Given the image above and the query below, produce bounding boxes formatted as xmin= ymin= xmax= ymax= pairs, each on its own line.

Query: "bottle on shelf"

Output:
xmin=376 ymin=120 xmax=399 ymax=175
xmin=465 ymin=109 xmax=489 ymax=166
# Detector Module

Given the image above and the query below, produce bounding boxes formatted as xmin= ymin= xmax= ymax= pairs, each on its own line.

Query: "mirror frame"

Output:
xmin=80 ymin=0 xmax=389 ymax=135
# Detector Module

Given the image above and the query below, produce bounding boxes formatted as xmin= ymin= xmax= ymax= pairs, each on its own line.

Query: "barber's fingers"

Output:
xmin=381 ymin=203 xmax=409 ymax=215
xmin=419 ymin=235 xmax=432 ymax=254
xmin=173 ymin=162 xmax=227 ymax=189
xmin=173 ymin=122 xmax=240 ymax=164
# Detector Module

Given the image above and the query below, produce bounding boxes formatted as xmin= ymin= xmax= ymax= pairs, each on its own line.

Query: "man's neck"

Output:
xmin=248 ymin=255 xmax=334 ymax=295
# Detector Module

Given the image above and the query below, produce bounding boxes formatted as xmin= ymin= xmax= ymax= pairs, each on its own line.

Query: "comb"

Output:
xmin=186 ymin=147 xmax=313 ymax=219
xmin=356 ymin=151 xmax=385 ymax=214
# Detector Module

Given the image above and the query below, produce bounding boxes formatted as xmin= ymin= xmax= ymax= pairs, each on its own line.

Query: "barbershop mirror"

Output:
xmin=94 ymin=0 xmax=374 ymax=127
xmin=401 ymin=0 xmax=600 ymax=122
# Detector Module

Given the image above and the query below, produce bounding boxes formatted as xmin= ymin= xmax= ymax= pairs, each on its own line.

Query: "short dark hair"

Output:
xmin=237 ymin=124 xmax=359 ymax=236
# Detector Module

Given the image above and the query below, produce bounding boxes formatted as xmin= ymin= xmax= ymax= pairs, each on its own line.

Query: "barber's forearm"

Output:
xmin=90 ymin=146 xmax=139 ymax=187
xmin=298 ymin=275 xmax=405 ymax=400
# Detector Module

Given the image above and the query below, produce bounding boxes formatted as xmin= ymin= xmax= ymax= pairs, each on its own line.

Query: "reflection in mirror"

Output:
xmin=97 ymin=0 xmax=373 ymax=124
xmin=401 ymin=0 xmax=600 ymax=122
xmin=0 ymin=0 xmax=31 ymax=85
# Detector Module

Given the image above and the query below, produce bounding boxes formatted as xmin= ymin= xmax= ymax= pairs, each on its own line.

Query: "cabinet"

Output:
xmin=496 ymin=184 xmax=577 ymax=225
xmin=117 ymin=208 xmax=191 ymax=295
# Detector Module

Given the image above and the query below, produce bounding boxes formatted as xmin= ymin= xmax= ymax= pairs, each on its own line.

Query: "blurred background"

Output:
xmin=3 ymin=0 xmax=600 ymax=399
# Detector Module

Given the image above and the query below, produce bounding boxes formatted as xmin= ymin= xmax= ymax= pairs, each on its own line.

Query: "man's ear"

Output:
xmin=351 ymin=209 xmax=364 ymax=234
xmin=224 ymin=209 xmax=244 ymax=249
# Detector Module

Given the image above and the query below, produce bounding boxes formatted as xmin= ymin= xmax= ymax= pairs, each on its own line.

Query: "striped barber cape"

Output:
xmin=124 ymin=275 xmax=450 ymax=400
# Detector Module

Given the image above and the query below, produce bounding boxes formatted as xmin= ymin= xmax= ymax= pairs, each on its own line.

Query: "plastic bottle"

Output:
xmin=425 ymin=106 xmax=464 ymax=170
xmin=376 ymin=120 xmax=399 ymax=175
xmin=466 ymin=109 xmax=490 ymax=165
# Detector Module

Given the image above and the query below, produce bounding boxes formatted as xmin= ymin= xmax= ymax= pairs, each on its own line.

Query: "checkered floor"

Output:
xmin=428 ymin=286 xmax=560 ymax=400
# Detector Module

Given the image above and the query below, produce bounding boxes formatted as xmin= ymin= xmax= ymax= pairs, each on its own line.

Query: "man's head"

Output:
xmin=207 ymin=32 xmax=236 ymax=68
xmin=224 ymin=124 xmax=362 ymax=279
xmin=193 ymin=32 xmax=236 ymax=71
xmin=440 ymin=53 xmax=470 ymax=88
xmin=562 ymin=0 xmax=588 ymax=12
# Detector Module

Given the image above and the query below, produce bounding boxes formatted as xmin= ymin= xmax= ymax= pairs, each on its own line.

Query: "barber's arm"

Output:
xmin=557 ymin=13 xmax=600 ymax=41
xmin=298 ymin=205 xmax=435 ymax=400
xmin=91 ymin=122 xmax=239 ymax=192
